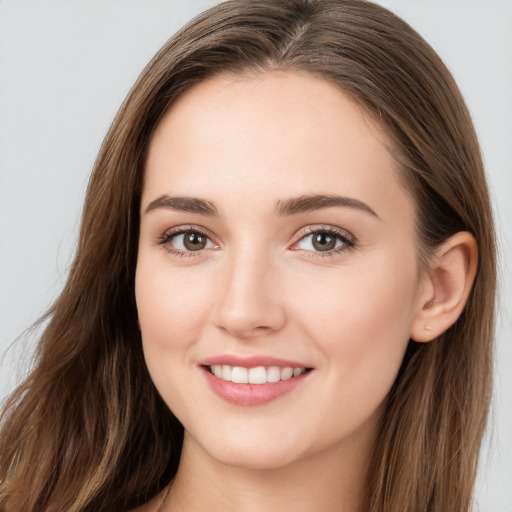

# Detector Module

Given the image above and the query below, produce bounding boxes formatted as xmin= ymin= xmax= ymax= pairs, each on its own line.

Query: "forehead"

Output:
xmin=143 ymin=71 xmax=413 ymax=224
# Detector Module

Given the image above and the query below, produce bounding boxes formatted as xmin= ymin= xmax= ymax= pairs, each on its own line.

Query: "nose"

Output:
xmin=214 ymin=249 xmax=286 ymax=339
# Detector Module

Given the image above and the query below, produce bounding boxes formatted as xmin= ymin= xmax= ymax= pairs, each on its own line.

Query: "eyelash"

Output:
xmin=292 ymin=225 xmax=356 ymax=258
xmin=157 ymin=225 xmax=217 ymax=259
xmin=156 ymin=224 xmax=356 ymax=259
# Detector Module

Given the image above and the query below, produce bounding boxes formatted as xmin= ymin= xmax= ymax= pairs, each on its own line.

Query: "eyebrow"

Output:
xmin=144 ymin=193 xmax=379 ymax=219
xmin=145 ymin=195 xmax=220 ymax=216
xmin=275 ymin=194 xmax=380 ymax=219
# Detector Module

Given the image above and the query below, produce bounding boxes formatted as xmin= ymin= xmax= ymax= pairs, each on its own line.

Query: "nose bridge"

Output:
xmin=214 ymin=240 xmax=285 ymax=337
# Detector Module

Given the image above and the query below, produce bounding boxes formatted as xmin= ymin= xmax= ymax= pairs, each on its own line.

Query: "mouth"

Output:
xmin=204 ymin=364 xmax=311 ymax=384
xmin=200 ymin=359 xmax=314 ymax=406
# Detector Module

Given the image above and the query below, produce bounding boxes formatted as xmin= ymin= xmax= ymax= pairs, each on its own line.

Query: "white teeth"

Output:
xmin=231 ymin=366 xmax=249 ymax=384
xmin=222 ymin=365 xmax=232 ymax=381
xmin=248 ymin=366 xmax=267 ymax=384
xmin=280 ymin=367 xmax=293 ymax=380
xmin=209 ymin=364 xmax=308 ymax=384
xmin=267 ymin=366 xmax=281 ymax=383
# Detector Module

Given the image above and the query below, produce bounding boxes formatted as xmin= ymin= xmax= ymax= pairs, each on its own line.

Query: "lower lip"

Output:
xmin=201 ymin=367 xmax=311 ymax=406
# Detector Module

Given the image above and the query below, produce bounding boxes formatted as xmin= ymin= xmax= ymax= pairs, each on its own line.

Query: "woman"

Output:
xmin=0 ymin=1 xmax=496 ymax=511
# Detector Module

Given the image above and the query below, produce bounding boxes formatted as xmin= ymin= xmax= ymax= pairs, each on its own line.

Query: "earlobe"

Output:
xmin=410 ymin=231 xmax=478 ymax=343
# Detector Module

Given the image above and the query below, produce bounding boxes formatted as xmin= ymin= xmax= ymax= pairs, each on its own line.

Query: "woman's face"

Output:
xmin=136 ymin=71 xmax=427 ymax=470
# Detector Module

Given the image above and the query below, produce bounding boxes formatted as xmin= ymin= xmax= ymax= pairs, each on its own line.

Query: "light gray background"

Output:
xmin=1 ymin=1 xmax=511 ymax=510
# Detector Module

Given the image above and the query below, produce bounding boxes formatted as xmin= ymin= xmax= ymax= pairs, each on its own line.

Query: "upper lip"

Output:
xmin=199 ymin=354 xmax=312 ymax=369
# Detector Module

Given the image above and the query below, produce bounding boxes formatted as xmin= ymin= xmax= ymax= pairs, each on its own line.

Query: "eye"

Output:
xmin=292 ymin=227 xmax=355 ymax=255
xmin=158 ymin=227 xmax=218 ymax=255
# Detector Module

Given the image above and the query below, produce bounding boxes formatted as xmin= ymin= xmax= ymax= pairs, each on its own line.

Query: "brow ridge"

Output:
xmin=145 ymin=195 xmax=219 ymax=216
xmin=275 ymin=194 xmax=379 ymax=218
xmin=144 ymin=193 xmax=379 ymax=219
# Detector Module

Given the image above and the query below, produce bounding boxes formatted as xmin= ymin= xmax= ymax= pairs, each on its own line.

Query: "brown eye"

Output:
xmin=293 ymin=228 xmax=354 ymax=255
xmin=312 ymin=232 xmax=337 ymax=251
xmin=183 ymin=232 xmax=207 ymax=251
xmin=162 ymin=230 xmax=216 ymax=253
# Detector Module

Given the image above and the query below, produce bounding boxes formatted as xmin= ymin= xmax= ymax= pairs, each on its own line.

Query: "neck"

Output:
xmin=165 ymin=428 xmax=375 ymax=512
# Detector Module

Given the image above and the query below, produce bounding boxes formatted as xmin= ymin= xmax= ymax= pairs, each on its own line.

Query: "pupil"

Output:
xmin=184 ymin=232 xmax=206 ymax=251
xmin=313 ymin=233 xmax=336 ymax=251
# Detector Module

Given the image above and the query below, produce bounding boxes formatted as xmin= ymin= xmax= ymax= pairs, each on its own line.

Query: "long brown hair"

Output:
xmin=0 ymin=1 xmax=496 ymax=511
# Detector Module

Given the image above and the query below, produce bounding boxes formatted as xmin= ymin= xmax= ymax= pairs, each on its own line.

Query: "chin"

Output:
xmin=211 ymin=445 xmax=304 ymax=471
xmin=188 ymin=428 xmax=311 ymax=471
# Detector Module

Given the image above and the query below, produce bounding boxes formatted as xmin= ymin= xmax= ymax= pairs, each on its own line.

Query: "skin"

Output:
xmin=134 ymin=71 xmax=476 ymax=512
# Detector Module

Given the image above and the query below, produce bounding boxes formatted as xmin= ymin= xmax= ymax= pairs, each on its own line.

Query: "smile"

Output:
xmin=201 ymin=361 xmax=313 ymax=406
xmin=208 ymin=364 xmax=307 ymax=384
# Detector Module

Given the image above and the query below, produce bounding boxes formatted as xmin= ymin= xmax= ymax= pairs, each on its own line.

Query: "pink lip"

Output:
xmin=199 ymin=354 xmax=311 ymax=369
xmin=202 ymin=369 xmax=311 ymax=406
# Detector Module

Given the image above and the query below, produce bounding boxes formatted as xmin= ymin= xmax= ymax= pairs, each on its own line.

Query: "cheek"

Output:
xmin=136 ymin=262 xmax=209 ymax=340
xmin=135 ymin=259 xmax=214 ymax=389
xmin=292 ymin=252 xmax=419 ymax=388
xmin=286 ymin=258 xmax=419 ymax=448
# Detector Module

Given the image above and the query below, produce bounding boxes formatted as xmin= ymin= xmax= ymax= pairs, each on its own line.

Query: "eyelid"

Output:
xmin=156 ymin=224 xmax=220 ymax=256
xmin=159 ymin=224 xmax=217 ymax=241
xmin=293 ymin=224 xmax=355 ymax=242
xmin=155 ymin=223 xmax=356 ymax=258
xmin=295 ymin=223 xmax=353 ymax=238
xmin=290 ymin=224 xmax=356 ymax=254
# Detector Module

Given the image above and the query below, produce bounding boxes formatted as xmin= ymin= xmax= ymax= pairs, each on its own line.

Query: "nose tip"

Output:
xmin=217 ymin=319 xmax=277 ymax=339
xmin=215 ymin=292 xmax=286 ymax=339
xmin=213 ymin=260 xmax=286 ymax=339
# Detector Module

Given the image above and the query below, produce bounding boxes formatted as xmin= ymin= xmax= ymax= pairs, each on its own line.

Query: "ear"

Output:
xmin=410 ymin=231 xmax=478 ymax=342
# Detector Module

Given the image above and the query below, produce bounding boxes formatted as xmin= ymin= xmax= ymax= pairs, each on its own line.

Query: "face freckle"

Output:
xmin=135 ymin=70 xmax=424 ymax=471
